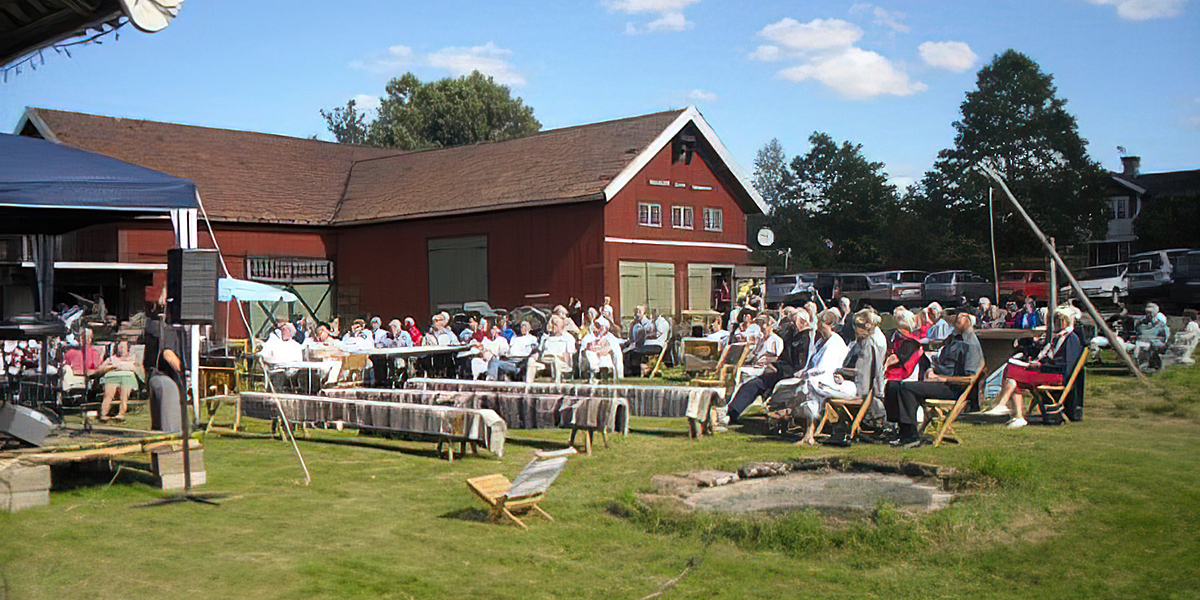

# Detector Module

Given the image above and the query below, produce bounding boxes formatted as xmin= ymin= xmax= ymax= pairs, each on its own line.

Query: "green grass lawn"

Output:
xmin=2 ymin=364 xmax=1199 ymax=600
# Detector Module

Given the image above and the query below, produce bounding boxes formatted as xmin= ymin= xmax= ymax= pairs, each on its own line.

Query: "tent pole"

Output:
xmin=977 ymin=164 xmax=1147 ymax=382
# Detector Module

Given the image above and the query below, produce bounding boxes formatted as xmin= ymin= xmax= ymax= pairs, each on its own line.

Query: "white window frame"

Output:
xmin=703 ymin=207 xmax=723 ymax=232
xmin=671 ymin=205 xmax=694 ymax=230
xmin=638 ymin=202 xmax=662 ymax=227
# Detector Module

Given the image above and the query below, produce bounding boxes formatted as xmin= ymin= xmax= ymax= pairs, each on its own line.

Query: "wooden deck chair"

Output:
xmin=465 ymin=448 xmax=577 ymax=530
xmin=1027 ymin=348 xmax=1090 ymax=421
xmin=333 ymin=353 xmax=368 ymax=388
xmin=815 ymin=379 xmax=876 ymax=440
xmin=924 ymin=368 xmax=985 ymax=447
xmin=693 ymin=343 xmax=751 ymax=398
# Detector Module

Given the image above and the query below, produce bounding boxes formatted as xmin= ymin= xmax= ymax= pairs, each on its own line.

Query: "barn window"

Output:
xmin=671 ymin=206 xmax=693 ymax=229
xmin=703 ymin=208 xmax=723 ymax=232
xmin=638 ymin=203 xmax=662 ymax=227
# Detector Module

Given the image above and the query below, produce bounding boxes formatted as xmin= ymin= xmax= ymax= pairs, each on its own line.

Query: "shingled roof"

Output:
xmin=333 ymin=109 xmax=684 ymax=224
xmin=18 ymin=106 xmax=759 ymax=226
xmin=21 ymin=108 xmax=401 ymax=225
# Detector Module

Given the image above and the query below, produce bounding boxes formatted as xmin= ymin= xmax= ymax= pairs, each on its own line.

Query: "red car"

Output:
xmin=999 ymin=270 xmax=1050 ymax=301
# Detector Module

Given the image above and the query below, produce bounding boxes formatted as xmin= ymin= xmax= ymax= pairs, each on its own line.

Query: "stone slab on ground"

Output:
xmin=151 ymin=447 xmax=206 ymax=491
xmin=682 ymin=471 xmax=952 ymax=515
xmin=0 ymin=461 xmax=51 ymax=512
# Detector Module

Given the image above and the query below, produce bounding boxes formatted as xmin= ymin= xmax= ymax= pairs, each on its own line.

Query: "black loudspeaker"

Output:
xmin=0 ymin=402 xmax=55 ymax=446
xmin=167 ymin=248 xmax=219 ymax=324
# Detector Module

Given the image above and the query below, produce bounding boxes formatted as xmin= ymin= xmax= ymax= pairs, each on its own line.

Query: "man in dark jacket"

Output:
xmin=726 ymin=308 xmax=813 ymax=423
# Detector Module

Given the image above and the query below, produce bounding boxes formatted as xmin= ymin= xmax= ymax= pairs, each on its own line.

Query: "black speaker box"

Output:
xmin=167 ymin=248 xmax=219 ymax=324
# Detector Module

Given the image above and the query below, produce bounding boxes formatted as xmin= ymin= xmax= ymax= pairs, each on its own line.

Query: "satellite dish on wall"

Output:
xmin=120 ymin=0 xmax=184 ymax=33
xmin=756 ymin=227 xmax=775 ymax=248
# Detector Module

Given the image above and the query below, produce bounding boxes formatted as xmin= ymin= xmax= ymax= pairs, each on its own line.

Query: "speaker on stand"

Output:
xmin=142 ymin=248 xmax=223 ymax=507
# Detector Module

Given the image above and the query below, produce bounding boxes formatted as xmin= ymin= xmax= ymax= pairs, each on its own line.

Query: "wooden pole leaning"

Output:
xmin=975 ymin=164 xmax=1148 ymax=383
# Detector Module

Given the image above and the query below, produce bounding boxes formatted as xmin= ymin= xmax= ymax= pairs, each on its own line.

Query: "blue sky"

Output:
xmin=2 ymin=0 xmax=1197 ymax=190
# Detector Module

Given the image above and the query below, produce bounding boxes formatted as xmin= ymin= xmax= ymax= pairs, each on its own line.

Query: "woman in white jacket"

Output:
xmin=796 ymin=308 xmax=851 ymax=445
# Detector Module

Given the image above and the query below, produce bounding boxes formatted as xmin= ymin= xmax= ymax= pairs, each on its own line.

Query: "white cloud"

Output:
xmin=427 ymin=42 xmax=525 ymax=85
xmin=688 ymin=89 xmax=717 ymax=101
xmin=918 ymin=41 xmax=978 ymax=72
xmin=1085 ymin=0 xmax=1187 ymax=20
xmin=350 ymin=41 xmax=525 ymax=86
xmin=749 ymin=45 xmax=783 ymax=61
xmin=349 ymin=44 xmax=413 ymax=73
xmin=850 ymin=3 xmax=911 ymax=32
xmin=778 ymin=47 xmax=927 ymax=99
xmin=351 ymin=94 xmax=380 ymax=112
xmin=751 ymin=17 xmax=924 ymax=99
xmin=759 ymin=17 xmax=862 ymax=51
xmin=605 ymin=0 xmax=701 ymax=33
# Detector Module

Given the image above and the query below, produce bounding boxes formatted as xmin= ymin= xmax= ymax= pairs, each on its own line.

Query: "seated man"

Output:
xmin=888 ymin=312 xmax=983 ymax=447
xmin=624 ymin=308 xmax=670 ymax=376
xmin=622 ymin=304 xmax=650 ymax=352
xmin=260 ymin=323 xmax=307 ymax=391
xmin=488 ymin=321 xmax=538 ymax=381
xmin=976 ymin=297 xmax=1007 ymax=330
xmin=527 ymin=316 xmax=576 ymax=382
xmin=368 ymin=316 xmax=390 ymax=348
xmin=1128 ymin=303 xmax=1170 ymax=370
xmin=726 ymin=308 xmax=813 ymax=424
xmin=470 ymin=325 xmax=509 ymax=379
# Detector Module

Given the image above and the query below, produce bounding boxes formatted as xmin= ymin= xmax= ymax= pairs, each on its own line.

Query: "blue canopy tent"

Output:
xmin=0 ymin=133 xmax=197 ymax=234
xmin=0 ymin=132 xmax=202 ymax=418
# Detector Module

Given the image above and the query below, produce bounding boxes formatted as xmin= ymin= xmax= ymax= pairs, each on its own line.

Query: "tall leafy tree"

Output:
xmin=790 ymin=133 xmax=900 ymax=268
xmin=752 ymin=138 xmax=792 ymax=207
xmin=319 ymin=99 xmax=370 ymax=145
xmin=322 ymin=71 xmax=541 ymax=150
xmin=908 ymin=50 xmax=1109 ymax=269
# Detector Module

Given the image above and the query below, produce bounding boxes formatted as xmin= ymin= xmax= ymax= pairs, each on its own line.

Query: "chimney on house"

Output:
xmin=1121 ymin=155 xmax=1141 ymax=178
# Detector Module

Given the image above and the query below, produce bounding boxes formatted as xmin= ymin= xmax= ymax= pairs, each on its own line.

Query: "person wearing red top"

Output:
xmin=63 ymin=329 xmax=102 ymax=375
xmin=404 ymin=317 xmax=423 ymax=346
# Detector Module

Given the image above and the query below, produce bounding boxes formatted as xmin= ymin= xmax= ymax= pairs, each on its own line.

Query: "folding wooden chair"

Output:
xmin=333 ymin=353 xmax=368 ymax=388
xmin=1027 ymin=348 xmax=1089 ymax=421
xmin=693 ymin=343 xmax=751 ymax=398
xmin=815 ymin=379 xmax=876 ymax=440
xmin=465 ymin=448 xmax=576 ymax=530
xmin=924 ymin=368 xmax=984 ymax=447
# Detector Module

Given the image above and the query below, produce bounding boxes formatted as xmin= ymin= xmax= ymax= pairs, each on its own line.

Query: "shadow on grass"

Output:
xmin=439 ymin=507 xmax=491 ymax=523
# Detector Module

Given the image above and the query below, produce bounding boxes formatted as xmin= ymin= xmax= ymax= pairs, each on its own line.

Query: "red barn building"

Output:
xmin=14 ymin=106 xmax=765 ymax=338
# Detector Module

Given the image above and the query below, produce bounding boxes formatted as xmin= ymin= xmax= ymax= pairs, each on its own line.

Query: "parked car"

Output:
xmin=1127 ymin=249 xmax=1193 ymax=301
xmin=1170 ymin=250 xmax=1200 ymax=307
xmin=922 ymin=270 xmax=993 ymax=305
xmin=765 ymin=273 xmax=819 ymax=307
xmin=998 ymin=269 xmax=1050 ymax=301
xmin=856 ymin=270 xmax=927 ymax=308
xmin=1064 ymin=263 xmax=1128 ymax=303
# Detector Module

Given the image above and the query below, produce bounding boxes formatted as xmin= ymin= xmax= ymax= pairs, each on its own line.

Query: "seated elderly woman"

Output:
xmin=97 ymin=340 xmax=144 ymax=422
xmin=792 ymin=308 xmax=852 ymax=446
xmin=982 ymin=307 xmax=1082 ymax=429
xmin=581 ymin=320 xmax=619 ymax=382
xmin=837 ymin=309 xmax=887 ymax=424
xmin=470 ymin=325 xmax=509 ymax=379
xmin=738 ymin=315 xmax=783 ymax=381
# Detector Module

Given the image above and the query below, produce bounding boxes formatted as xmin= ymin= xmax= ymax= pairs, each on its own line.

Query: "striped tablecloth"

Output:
xmin=239 ymin=392 xmax=506 ymax=458
xmin=405 ymin=378 xmax=717 ymax=421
